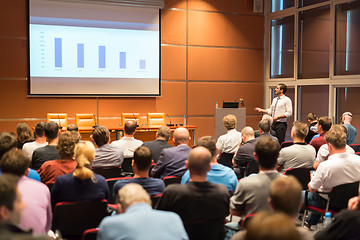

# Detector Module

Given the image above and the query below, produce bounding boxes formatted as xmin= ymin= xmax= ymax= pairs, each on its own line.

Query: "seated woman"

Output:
xmin=16 ymin=123 xmax=33 ymax=149
xmin=51 ymin=141 xmax=109 ymax=209
xmin=38 ymin=131 xmax=79 ymax=186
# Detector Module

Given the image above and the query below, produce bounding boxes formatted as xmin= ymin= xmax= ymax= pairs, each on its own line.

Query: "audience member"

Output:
xmin=276 ymin=121 xmax=315 ymax=173
xmin=111 ymin=120 xmax=143 ymax=158
xmin=315 ymin=194 xmax=360 ymax=239
xmin=0 ymin=149 xmax=51 ymax=234
xmin=310 ymin=116 xmax=332 ymax=153
xmin=181 ymin=136 xmax=238 ymax=192
xmin=16 ymin=123 xmax=33 ymax=149
xmin=142 ymin=126 xmax=173 ymax=163
xmin=0 ymin=174 xmax=29 ymax=237
xmin=305 ymin=113 xmax=318 ymax=143
xmin=254 ymin=115 xmax=277 ymax=138
xmin=304 ymin=125 xmax=360 ymax=228
xmin=0 ymin=132 xmax=40 ymax=182
xmin=113 ymin=146 xmax=165 ymax=196
xmin=256 ymin=118 xmax=279 ymax=143
xmin=22 ymin=122 xmax=47 ymax=159
xmin=98 ymin=183 xmax=188 ymax=240
xmin=233 ymin=126 xmax=258 ymax=177
xmin=157 ymin=146 xmax=230 ymax=222
xmin=67 ymin=124 xmax=81 ymax=139
xmin=151 ymin=127 xmax=191 ymax=179
xmin=230 ymin=136 xmax=281 ymax=218
xmin=91 ymin=126 xmax=123 ymax=168
xmin=216 ymin=114 xmax=242 ymax=167
xmin=341 ymin=112 xmax=357 ymax=145
xmin=313 ymin=125 xmax=354 ymax=170
xmin=31 ymin=122 xmax=61 ymax=170
xmin=38 ymin=131 xmax=79 ymax=186
xmin=51 ymin=141 xmax=108 ymax=209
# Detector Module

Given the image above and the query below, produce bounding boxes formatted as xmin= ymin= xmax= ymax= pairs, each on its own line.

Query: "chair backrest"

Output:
xmin=92 ymin=167 xmax=122 ymax=179
xmin=147 ymin=113 xmax=166 ymax=127
xmin=284 ymin=167 xmax=314 ymax=190
xmin=150 ymin=194 xmax=162 ymax=209
xmin=121 ymin=157 xmax=134 ymax=174
xmin=329 ymin=181 xmax=360 ymax=211
xmin=245 ymin=160 xmax=259 ymax=176
xmin=47 ymin=113 xmax=68 ymax=128
xmin=52 ymin=200 xmax=108 ymax=238
xmin=281 ymin=141 xmax=294 ymax=149
xmin=184 ymin=221 xmax=225 ymax=240
xmin=241 ymin=214 xmax=256 ymax=229
xmin=163 ymin=176 xmax=182 ymax=187
xmin=75 ymin=114 xmax=96 ymax=129
xmin=121 ymin=113 xmax=140 ymax=126
xmin=82 ymin=228 xmax=99 ymax=240
xmin=349 ymin=144 xmax=360 ymax=153
xmin=217 ymin=152 xmax=234 ymax=168
xmin=106 ymin=177 xmax=134 ymax=204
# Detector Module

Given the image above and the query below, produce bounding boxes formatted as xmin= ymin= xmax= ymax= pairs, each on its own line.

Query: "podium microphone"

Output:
xmin=132 ymin=113 xmax=139 ymax=127
xmin=166 ymin=114 xmax=174 ymax=127
xmin=57 ymin=114 xmax=62 ymax=129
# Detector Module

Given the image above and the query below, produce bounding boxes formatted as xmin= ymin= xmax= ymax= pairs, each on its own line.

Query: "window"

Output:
xmin=271 ymin=0 xmax=294 ymax=12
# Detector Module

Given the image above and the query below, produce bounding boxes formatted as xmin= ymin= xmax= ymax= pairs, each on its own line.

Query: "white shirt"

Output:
xmin=316 ymin=144 xmax=355 ymax=163
xmin=266 ymin=95 xmax=292 ymax=122
xmin=310 ymin=152 xmax=360 ymax=199
xmin=111 ymin=136 xmax=143 ymax=158
xmin=216 ymin=129 xmax=242 ymax=154
xmin=22 ymin=141 xmax=48 ymax=159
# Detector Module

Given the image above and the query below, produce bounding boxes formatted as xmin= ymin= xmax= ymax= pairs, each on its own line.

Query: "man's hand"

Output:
xmin=348 ymin=196 xmax=360 ymax=210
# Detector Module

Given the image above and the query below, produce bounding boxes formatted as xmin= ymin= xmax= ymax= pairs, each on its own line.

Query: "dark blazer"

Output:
xmin=142 ymin=139 xmax=173 ymax=163
xmin=233 ymin=139 xmax=259 ymax=176
xmin=150 ymin=144 xmax=191 ymax=179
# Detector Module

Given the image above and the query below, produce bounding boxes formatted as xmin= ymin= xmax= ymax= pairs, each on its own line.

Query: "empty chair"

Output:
xmin=121 ymin=113 xmax=140 ymax=126
xmin=47 ymin=113 xmax=68 ymax=129
xmin=163 ymin=175 xmax=182 ymax=187
xmin=217 ymin=152 xmax=234 ymax=168
xmin=92 ymin=167 xmax=122 ymax=179
xmin=75 ymin=114 xmax=96 ymax=130
xmin=147 ymin=113 xmax=166 ymax=127
xmin=121 ymin=157 xmax=134 ymax=176
xmin=106 ymin=177 xmax=133 ymax=204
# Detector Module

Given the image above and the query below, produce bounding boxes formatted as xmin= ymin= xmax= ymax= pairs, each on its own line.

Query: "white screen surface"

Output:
xmin=29 ymin=0 xmax=160 ymax=96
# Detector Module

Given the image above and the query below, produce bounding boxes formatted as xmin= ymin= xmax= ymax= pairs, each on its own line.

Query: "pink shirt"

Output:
xmin=18 ymin=176 xmax=52 ymax=234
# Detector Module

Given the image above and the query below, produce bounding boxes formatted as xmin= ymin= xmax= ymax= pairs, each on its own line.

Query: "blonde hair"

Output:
xmin=73 ymin=141 xmax=96 ymax=182
xmin=223 ymin=114 xmax=237 ymax=130
xmin=117 ymin=183 xmax=151 ymax=211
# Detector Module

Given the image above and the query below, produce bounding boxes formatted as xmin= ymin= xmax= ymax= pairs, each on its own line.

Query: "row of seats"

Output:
xmin=47 ymin=113 xmax=167 ymax=129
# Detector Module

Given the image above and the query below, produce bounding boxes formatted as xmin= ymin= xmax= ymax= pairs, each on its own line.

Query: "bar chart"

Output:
xmin=30 ymin=24 xmax=159 ymax=78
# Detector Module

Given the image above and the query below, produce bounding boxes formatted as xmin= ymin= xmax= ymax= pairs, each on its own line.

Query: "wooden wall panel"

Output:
xmin=188 ymin=82 xmax=263 ymax=116
xmin=161 ymin=9 xmax=186 ymax=45
xmin=0 ymin=0 xmax=27 ymax=37
xmin=188 ymin=0 xmax=256 ymax=14
xmin=164 ymin=0 xmax=186 ymax=9
xmin=0 ymin=39 xmax=27 ymax=78
xmin=188 ymin=117 xmax=215 ymax=139
xmin=161 ymin=45 xmax=186 ymax=80
xmin=188 ymin=11 xmax=264 ymax=48
xmin=188 ymin=47 xmax=263 ymax=81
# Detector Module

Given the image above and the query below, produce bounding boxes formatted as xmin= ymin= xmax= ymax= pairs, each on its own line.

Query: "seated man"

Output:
xmin=181 ymin=136 xmax=238 ymax=192
xmin=22 ymin=122 xmax=47 ymax=159
xmin=98 ymin=183 xmax=188 ymax=240
xmin=91 ymin=126 xmax=123 ymax=168
xmin=142 ymin=126 xmax=173 ymax=163
xmin=157 ymin=146 xmax=230 ymax=223
xmin=113 ymin=146 xmax=165 ymax=196
xmin=151 ymin=127 xmax=191 ymax=179
xmin=0 ymin=174 xmax=29 ymax=237
xmin=304 ymin=124 xmax=360 ymax=228
xmin=305 ymin=113 xmax=318 ymax=144
xmin=216 ymin=114 xmax=242 ymax=167
xmin=232 ymin=126 xmax=258 ymax=177
xmin=276 ymin=121 xmax=316 ymax=173
xmin=230 ymin=136 xmax=281 ymax=218
xmin=31 ymin=121 xmax=61 ymax=170
xmin=1 ymin=149 xmax=52 ymax=234
xmin=111 ymin=120 xmax=143 ymax=158
xmin=256 ymin=118 xmax=279 ymax=144
xmin=310 ymin=116 xmax=332 ymax=153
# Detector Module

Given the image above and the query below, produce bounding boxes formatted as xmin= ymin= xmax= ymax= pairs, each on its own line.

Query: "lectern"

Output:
xmin=215 ymin=108 xmax=246 ymax=139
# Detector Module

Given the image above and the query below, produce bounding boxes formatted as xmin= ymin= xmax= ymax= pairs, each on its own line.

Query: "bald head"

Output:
xmin=173 ymin=127 xmax=190 ymax=145
xmin=187 ymin=146 xmax=211 ymax=177
xmin=241 ymin=126 xmax=254 ymax=137
xmin=124 ymin=120 xmax=137 ymax=135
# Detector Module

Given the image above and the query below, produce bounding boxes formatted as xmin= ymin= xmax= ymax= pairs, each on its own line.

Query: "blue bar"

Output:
xmin=120 ymin=52 xmax=126 ymax=69
xmin=77 ymin=43 xmax=84 ymax=68
xmin=55 ymin=38 xmax=62 ymax=67
xmin=99 ymin=46 xmax=105 ymax=68
xmin=139 ymin=59 xmax=146 ymax=69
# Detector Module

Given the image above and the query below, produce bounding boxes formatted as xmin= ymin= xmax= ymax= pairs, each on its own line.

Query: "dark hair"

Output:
xmin=0 ymin=174 xmax=19 ymax=211
xmin=45 ymin=121 xmax=59 ymax=141
xmin=157 ymin=126 xmax=171 ymax=141
xmin=307 ymin=113 xmax=317 ymax=122
xmin=124 ymin=120 xmax=137 ymax=135
xmin=0 ymin=132 xmax=17 ymax=159
xmin=255 ymin=136 xmax=279 ymax=170
xmin=57 ymin=131 xmax=78 ymax=159
xmin=34 ymin=122 xmax=46 ymax=138
xmin=92 ymin=126 xmax=110 ymax=147
xmin=133 ymin=146 xmax=152 ymax=171
xmin=258 ymin=119 xmax=271 ymax=133
xmin=1 ymin=148 xmax=29 ymax=176
xmin=196 ymin=136 xmax=217 ymax=158
xmin=318 ymin=116 xmax=332 ymax=132
xmin=67 ymin=124 xmax=79 ymax=132
xmin=292 ymin=121 xmax=309 ymax=139
xmin=16 ymin=123 xmax=33 ymax=144
xmin=278 ymin=83 xmax=287 ymax=94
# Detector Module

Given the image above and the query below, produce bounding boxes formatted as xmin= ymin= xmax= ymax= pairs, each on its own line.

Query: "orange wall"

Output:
xmin=0 ymin=0 xmax=264 ymax=140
